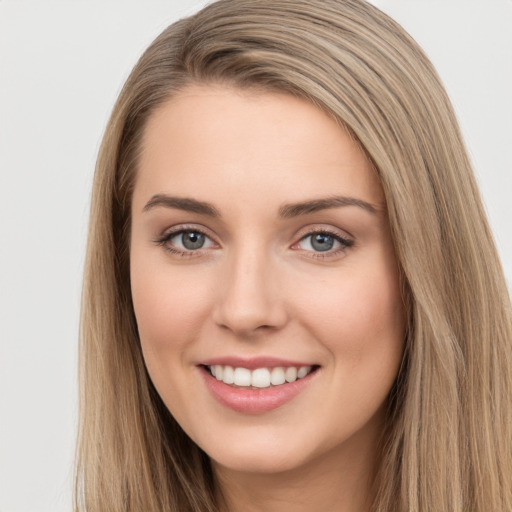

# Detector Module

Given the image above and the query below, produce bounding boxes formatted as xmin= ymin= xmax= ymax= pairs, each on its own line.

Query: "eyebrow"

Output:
xmin=142 ymin=194 xmax=379 ymax=218
xmin=278 ymin=196 xmax=379 ymax=218
xmin=143 ymin=194 xmax=221 ymax=217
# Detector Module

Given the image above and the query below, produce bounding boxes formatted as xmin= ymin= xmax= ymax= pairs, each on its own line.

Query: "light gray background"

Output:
xmin=1 ymin=1 xmax=510 ymax=511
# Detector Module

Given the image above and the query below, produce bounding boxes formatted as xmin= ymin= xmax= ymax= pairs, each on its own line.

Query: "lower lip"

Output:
xmin=200 ymin=367 xmax=318 ymax=414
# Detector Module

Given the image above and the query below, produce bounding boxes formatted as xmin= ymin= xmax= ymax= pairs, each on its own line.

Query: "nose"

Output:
xmin=212 ymin=247 xmax=288 ymax=337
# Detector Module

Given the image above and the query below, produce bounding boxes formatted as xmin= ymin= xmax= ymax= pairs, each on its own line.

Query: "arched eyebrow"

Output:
xmin=142 ymin=194 xmax=380 ymax=217
xmin=278 ymin=196 xmax=379 ymax=217
xmin=143 ymin=194 xmax=220 ymax=217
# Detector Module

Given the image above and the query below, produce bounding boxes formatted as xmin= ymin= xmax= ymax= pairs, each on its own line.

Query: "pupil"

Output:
xmin=182 ymin=232 xmax=205 ymax=250
xmin=311 ymin=233 xmax=334 ymax=251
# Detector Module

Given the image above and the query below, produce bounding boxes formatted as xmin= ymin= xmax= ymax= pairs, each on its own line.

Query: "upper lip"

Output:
xmin=199 ymin=356 xmax=317 ymax=370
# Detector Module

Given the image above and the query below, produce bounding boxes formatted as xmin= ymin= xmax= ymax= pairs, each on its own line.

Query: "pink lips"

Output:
xmin=199 ymin=357 xmax=318 ymax=414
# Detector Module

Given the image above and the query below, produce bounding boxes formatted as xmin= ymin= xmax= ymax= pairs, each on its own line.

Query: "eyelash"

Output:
xmin=154 ymin=226 xmax=354 ymax=259
xmin=154 ymin=226 xmax=214 ymax=258
xmin=295 ymin=229 xmax=354 ymax=259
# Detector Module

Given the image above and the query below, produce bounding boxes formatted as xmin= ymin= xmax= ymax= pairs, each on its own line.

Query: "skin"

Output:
xmin=130 ymin=85 xmax=405 ymax=512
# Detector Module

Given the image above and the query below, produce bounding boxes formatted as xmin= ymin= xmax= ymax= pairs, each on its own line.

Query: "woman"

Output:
xmin=76 ymin=1 xmax=512 ymax=511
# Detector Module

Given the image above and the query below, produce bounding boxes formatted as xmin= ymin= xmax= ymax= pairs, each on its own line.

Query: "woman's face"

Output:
xmin=130 ymin=85 xmax=405 ymax=475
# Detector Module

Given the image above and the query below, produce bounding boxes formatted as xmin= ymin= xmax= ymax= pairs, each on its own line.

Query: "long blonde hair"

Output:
xmin=76 ymin=1 xmax=512 ymax=510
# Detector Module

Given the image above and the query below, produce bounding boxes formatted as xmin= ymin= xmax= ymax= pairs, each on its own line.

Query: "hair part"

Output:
xmin=76 ymin=1 xmax=512 ymax=510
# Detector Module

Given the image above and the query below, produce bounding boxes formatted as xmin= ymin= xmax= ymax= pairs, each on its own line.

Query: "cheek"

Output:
xmin=130 ymin=258 xmax=214 ymax=359
xmin=294 ymin=261 xmax=405 ymax=372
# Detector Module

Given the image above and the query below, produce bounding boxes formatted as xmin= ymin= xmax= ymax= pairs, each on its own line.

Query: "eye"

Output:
xmin=171 ymin=231 xmax=212 ymax=251
xmin=155 ymin=227 xmax=216 ymax=256
xmin=294 ymin=230 xmax=353 ymax=256
xmin=300 ymin=233 xmax=337 ymax=252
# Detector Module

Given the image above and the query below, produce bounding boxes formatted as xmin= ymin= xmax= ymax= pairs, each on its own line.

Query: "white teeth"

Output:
xmin=251 ymin=368 xmax=271 ymax=388
xmin=222 ymin=365 xmax=234 ymax=384
xmin=285 ymin=366 xmax=297 ymax=383
xmin=270 ymin=367 xmax=286 ymax=385
xmin=233 ymin=367 xmax=252 ymax=386
xmin=208 ymin=364 xmax=314 ymax=388
xmin=297 ymin=366 xmax=310 ymax=379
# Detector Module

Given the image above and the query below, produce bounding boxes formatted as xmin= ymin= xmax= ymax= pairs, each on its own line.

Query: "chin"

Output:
xmin=210 ymin=447 xmax=308 ymax=475
xmin=193 ymin=423 xmax=339 ymax=476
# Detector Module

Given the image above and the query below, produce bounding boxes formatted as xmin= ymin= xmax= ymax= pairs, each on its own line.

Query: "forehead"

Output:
xmin=134 ymin=85 xmax=384 ymax=212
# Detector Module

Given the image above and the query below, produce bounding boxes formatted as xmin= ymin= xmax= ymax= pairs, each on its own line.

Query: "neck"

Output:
xmin=213 ymin=426 xmax=381 ymax=512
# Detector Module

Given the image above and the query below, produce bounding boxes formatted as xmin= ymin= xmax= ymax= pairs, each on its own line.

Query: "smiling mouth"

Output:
xmin=203 ymin=364 xmax=319 ymax=389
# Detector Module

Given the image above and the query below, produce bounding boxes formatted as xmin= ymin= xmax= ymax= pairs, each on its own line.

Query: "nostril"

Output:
xmin=211 ymin=266 xmax=288 ymax=335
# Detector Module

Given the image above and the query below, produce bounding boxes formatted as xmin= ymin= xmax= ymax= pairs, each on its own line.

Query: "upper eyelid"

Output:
xmin=159 ymin=224 xmax=215 ymax=240
xmin=299 ymin=231 xmax=351 ymax=243
xmin=294 ymin=224 xmax=353 ymax=242
xmin=155 ymin=223 xmax=353 ymax=248
xmin=154 ymin=226 xmax=217 ymax=256
xmin=295 ymin=231 xmax=353 ymax=250
xmin=153 ymin=226 xmax=217 ymax=253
